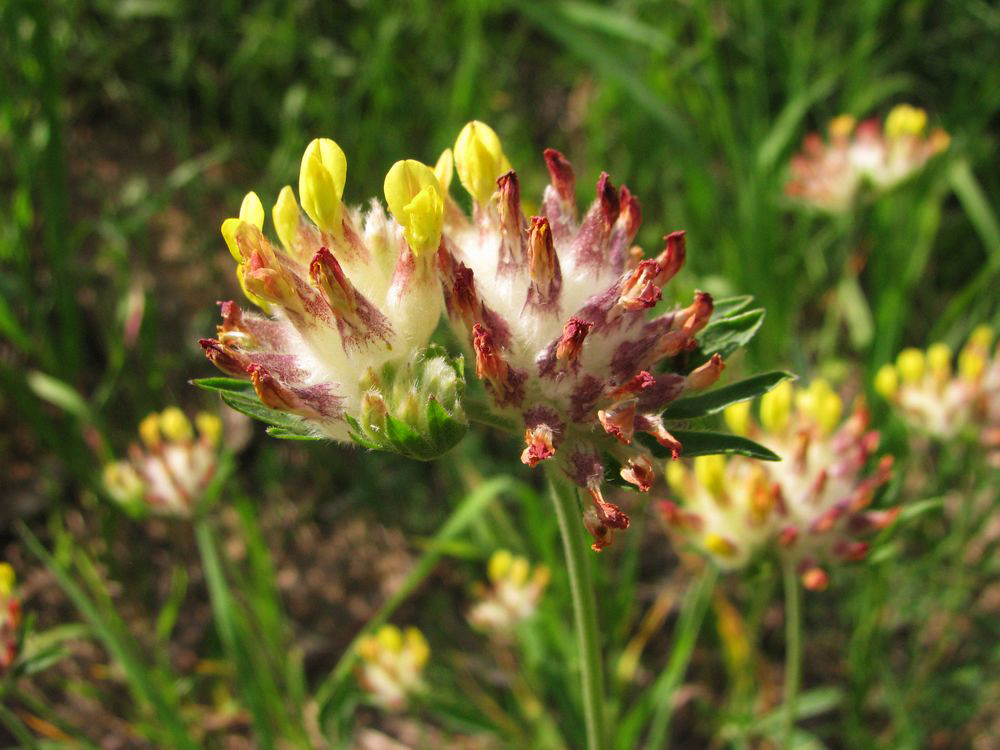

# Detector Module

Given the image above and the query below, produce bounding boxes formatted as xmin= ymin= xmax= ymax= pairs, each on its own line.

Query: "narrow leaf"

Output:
xmin=637 ymin=430 xmax=780 ymax=461
xmin=665 ymin=371 xmax=794 ymax=420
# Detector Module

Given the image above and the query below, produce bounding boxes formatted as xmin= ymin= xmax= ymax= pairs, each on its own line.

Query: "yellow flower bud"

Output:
xmin=896 ymin=347 xmax=925 ymax=383
xmin=139 ymin=413 xmax=161 ymax=448
xmin=0 ymin=563 xmax=15 ymax=598
xmin=376 ymin=624 xmax=403 ymax=653
xmin=160 ymin=407 xmax=193 ymax=442
xmin=885 ymin=104 xmax=927 ymax=139
xmin=405 ymin=627 xmax=430 ymax=668
xmin=873 ymin=364 xmax=899 ymax=400
xmin=299 ymin=138 xmax=347 ymax=233
xmin=797 ymin=379 xmax=842 ymax=434
xmin=704 ymin=532 xmax=738 ymax=560
xmin=357 ymin=635 xmax=379 ymax=662
xmin=760 ymin=379 xmax=793 ymax=434
xmin=273 ymin=185 xmax=300 ymax=253
xmin=434 ymin=148 xmax=454 ymax=192
xmin=236 ymin=264 xmax=272 ymax=312
xmin=454 ymin=120 xmax=511 ymax=204
xmin=384 ymin=160 xmax=444 ymax=256
xmin=694 ymin=454 xmax=727 ymax=500
xmin=969 ymin=324 xmax=994 ymax=350
xmin=828 ymin=114 xmax=856 ymax=139
xmin=195 ymin=412 xmax=223 ymax=446
xmin=665 ymin=460 xmax=688 ymax=496
xmin=926 ymin=342 xmax=952 ymax=379
xmin=509 ymin=556 xmax=530 ymax=587
xmin=958 ymin=348 xmax=986 ymax=381
xmin=723 ymin=400 xmax=752 ymax=437
xmin=487 ymin=549 xmax=513 ymax=583
xmin=221 ymin=192 xmax=266 ymax=261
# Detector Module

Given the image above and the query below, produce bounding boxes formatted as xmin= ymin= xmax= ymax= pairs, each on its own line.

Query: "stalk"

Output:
xmin=546 ymin=466 xmax=607 ymax=750
xmin=781 ymin=559 xmax=802 ymax=748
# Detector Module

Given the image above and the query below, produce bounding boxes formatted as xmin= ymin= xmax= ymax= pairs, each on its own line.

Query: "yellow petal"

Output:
xmin=896 ymin=347 xmax=925 ymax=383
xmin=376 ymin=624 xmax=403 ymax=653
xmin=272 ymin=186 xmax=300 ymax=252
xmin=160 ymin=407 xmax=193 ymax=442
xmin=237 ymin=264 xmax=272 ymax=312
xmin=760 ymin=379 xmax=793 ymax=434
xmin=384 ymin=159 xmax=439 ymax=218
xmin=873 ymin=364 xmax=899 ymax=400
xmin=435 ymin=148 xmax=454 ymax=192
xmin=403 ymin=184 xmax=444 ymax=255
xmin=509 ymin=556 xmax=530 ymax=587
xmin=694 ymin=455 xmax=726 ymax=499
xmin=454 ymin=120 xmax=510 ymax=204
xmin=139 ymin=413 xmax=161 ymax=448
xmin=299 ymin=138 xmax=347 ymax=233
xmin=723 ymin=400 xmax=751 ymax=437
xmin=828 ymin=114 xmax=856 ymax=139
xmin=704 ymin=532 xmax=738 ymax=560
xmin=0 ymin=562 xmax=16 ymax=597
xmin=195 ymin=412 xmax=223 ymax=446
xmin=239 ymin=191 xmax=265 ymax=230
xmin=405 ymin=627 xmax=430 ymax=667
xmin=665 ymin=460 xmax=688 ymax=496
xmin=885 ymin=104 xmax=927 ymax=139
xmin=488 ymin=549 xmax=512 ymax=583
xmin=926 ymin=342 xmax=952 ymax=378
xmin=221 ymin=217 xmax=243 ymax=262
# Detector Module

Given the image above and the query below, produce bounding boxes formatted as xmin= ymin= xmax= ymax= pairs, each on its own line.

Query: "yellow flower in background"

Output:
xmin=103 ymin=408 xmax=223 ymax=517
xmin=662 ymin=379 xmax=896 ymax=590
xmin=468 ymin=550 xmax=550 ymax=633
xmin=356 ymin=624 xmax=430 ymax=711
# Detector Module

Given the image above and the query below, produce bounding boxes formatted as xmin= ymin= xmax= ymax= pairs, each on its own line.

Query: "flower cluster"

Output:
xmin=201 ymin=120 xmax=761 ymax=550
xmin=356 ymin=624 xmax=430 ymax=711
xmin=103 ymin=407 xmax=223 ymax=517
xmin=662 ymin=380 xmax=895 ymax=589
xmin=876 ymin=325 xmax=1000 ymax=464
xmin=468 ymin=549 xmax=550 ymax=633
xmin=0 ymin=563 xmax=20 ymax=676
xmin=785 ymin=104 xmax=949 ymax=212
xmin=200 ymin=142 xmax=465 ymax=455
xmin=439 ymin=122 xmax=726 ymax=551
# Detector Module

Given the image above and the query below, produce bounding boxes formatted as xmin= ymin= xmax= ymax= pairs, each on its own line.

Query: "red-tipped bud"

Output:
xmin=598 ymin=398 xmax=638 ymax=445
xmin=497 ymin=171 xmax=526 ymax=269
xmin=657 ymin=330 xmax=697 ymax=358
xmin=583 ymin=507 xmax=615 ymax=552
xmin=544 ymin=148 xmax=576 ymax=203
xmin=676 ymin=290 xmax=714 ymax=335
xmin=636 ymin=415 xmax=683 ymax=459
xmin=521 ymin=424 xmax=556 ymax=467
xmin=556 ymin=317 xmax=593 ymax=364
xmin=617 ymin=186 xmax=641 ymax=239
xmin=801 ymin=566 xmax=830 ymax=591
xmin=527 ymin=216 xmax=562 ymax=307
xmin=620 ymin=454 xmax=655 ymax=492
xmin=654 ymin=231 xmax=686 ymax=285
xmin=310 ymin=247 xmax=357 ymax=321
xmin=473 ymin=324 xmax=507 ymax=384
xmin=835 ymin=540 xmax=870 ymax=562
xmin=247 ymin=363 xmax=321 ymax=420
xmin=778 ymin=525 xmax=799 ymax=547
xmin=607 ymin=371 xmax=656 ymax=400
xmin=687 ymin=353 xmax=725 ymax=391
xmin=618 ymin=259 xmax=663 ymax=312
xmin=597 ymin=172 xmax=620 ymax=228
xmin=200 ymin=338 xmax=248 ymax=376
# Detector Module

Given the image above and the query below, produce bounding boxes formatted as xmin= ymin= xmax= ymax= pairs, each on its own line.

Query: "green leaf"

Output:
xmin=383 ymin=413 xmax=427 ymax=455
xmin=425 ymin=397 xmax=467 ymax=453
xmin=27 ymin=371 xmax=92 ymax=421
xmin=665 ymin=371 xmax=794 ymax=420
xmin=265 ymin=426 xmax=323 ymax=441
xmin=637 ymin=430 xmax=780 ymax=461
xmin=191 ymin=377 xmax=254 ymax=394
xmin=692 ymin=308 xmax=765 ymax=364
xmin=710 ymin=295 xmax=755 ymax=318
xmin=219 ymin=391 xmax=313 ymax=435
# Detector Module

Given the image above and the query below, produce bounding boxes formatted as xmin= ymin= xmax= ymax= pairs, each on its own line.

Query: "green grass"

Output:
xmin=1 ymin=1 xmax=999 ymax=748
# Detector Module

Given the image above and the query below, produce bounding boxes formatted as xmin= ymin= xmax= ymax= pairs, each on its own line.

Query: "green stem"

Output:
xmin=546 ymin=466 xmax=607 ymax=750
xmin=781 ymin=560 xmax=802 ymax=749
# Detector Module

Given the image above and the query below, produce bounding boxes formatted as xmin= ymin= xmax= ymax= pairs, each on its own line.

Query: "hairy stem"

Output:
xmin=782 ymin=559 xmax=802 ymax=748
xmin=546 ymin=466 xmax=607 ymax=750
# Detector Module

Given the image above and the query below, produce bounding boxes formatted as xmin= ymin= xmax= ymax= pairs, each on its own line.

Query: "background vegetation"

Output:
xmin=1 ymin=0 xmax=998 ymax=748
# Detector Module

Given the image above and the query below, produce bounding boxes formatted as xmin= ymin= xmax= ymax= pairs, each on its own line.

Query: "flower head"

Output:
xmin=662 ymin=380 xmax=895 ymax=589
xmin=202 ymin=140 xmax=465 ymax=455
xmin=877 ymin=326 xmax=1000 ymax=464
xmin=0 ymin=563 xmax=21 ymax=675
xmin=103 ymin=408 xmax=222 ymax=517
xmin=439 ymin=122 xmax=732 ymax=550
xmin=785 ymin=104 xmax=949 ymax=212
xmin=468 ymin=549 xmax=550 ymax=633
xmin=356 ymin=624 xmax=430 ymax=711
